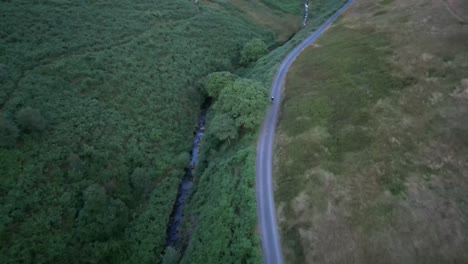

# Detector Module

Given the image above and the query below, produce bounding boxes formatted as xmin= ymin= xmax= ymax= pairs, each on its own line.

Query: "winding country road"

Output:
xmin=255 ymin=1 xmax=354 ymax=263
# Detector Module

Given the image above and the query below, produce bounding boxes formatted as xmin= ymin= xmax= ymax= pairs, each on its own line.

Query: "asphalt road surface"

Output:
xmin=255 ymin=1 xmax=354 ymax=263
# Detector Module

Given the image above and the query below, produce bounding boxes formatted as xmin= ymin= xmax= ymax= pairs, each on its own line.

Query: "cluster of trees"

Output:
xmin=164 ymin=71 xmax=269 ymax=263
xmin=180 ymin=82 xmax=266 ymax=263
xmin=181 ymin=144 xmax=262 ymax=263
xmin=202 ymin=71 xmax=268 ymax=142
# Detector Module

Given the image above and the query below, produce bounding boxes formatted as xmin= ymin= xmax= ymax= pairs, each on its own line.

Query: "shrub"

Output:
xmin=0 ymin=116 xmax=19 ymax=147
xmin=16 ymin=107 xmax=47 ymax=132
xmin=240 ymin=39 xmax=268 ymax=65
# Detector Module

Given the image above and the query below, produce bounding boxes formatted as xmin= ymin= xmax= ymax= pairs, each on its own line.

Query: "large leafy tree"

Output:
xmin=202 ymin=71 xmax=237 ymax=99
xmin=215 ymin=78 xmax=268 ymax=129
xmin=209 ymin=113 xmax=238 ymax=142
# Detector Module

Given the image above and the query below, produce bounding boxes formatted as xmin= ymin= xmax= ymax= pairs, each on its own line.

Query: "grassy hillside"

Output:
xmin=0 ymin=0 xmax=295 ymax=262
xmin=275 ymin=0 xmax=468 ymax=263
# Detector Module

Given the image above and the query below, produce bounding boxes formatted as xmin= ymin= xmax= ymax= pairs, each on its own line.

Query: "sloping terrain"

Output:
xmin=229 ymin=0 xmax=301 ymax=42
xmin=0 ymin=0 xmax=295 ymax=262
xmin=180 ymin=0 xmax=350 ymax=263
xmin=275 ymin=0 xmax=468 ymax=263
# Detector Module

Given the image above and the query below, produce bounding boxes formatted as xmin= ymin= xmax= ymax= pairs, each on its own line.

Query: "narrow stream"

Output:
xmin=303 ymin=0 xmax=310 ymax=26
xmin=165 ymin=112 xmax=207 ymax=248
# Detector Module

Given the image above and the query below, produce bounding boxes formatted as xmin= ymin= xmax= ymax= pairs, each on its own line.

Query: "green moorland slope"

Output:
xmin=275 ymin=0 xmax=468 ymax=263
xmin=0 ymin=0 xmax=298 ymax=262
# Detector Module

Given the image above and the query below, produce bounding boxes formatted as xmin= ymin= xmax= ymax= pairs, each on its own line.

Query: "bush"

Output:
xmin=16 ymin=107 xmax=47 ymax=132
xmin=240 ymin=39 xmax=268 ymax=65
xmin=0 ymin=116 xmax=19 ymax=147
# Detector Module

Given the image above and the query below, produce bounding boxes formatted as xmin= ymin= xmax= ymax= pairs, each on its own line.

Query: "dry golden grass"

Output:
xmin=275 ymin=0 xmax=468 ymax=263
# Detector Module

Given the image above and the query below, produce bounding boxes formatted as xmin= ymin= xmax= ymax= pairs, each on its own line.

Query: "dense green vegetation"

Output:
xmin=209 ymin=0 xmax=301 ymax=15
xmin=260 ymin=0 xmax=303 ymax=14
xmin=240 ymin=39 xmax=268 ymax=66
xmin=1 ymin=0 xmax=351 ymax=262
xmin=275 ymin=1 xmax=468 ymax=263
xmin=180 ymin=73 xmax=268 ymax=263
xmin=0 ymin=0 xmax=276 ymax=262
xmin=182 ymin=138 xmax=261 ymax=263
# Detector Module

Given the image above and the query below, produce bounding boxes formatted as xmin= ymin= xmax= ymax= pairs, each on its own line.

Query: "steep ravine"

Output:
xmin=162 ymin=0 xmax=317 ymax=260
xmin=164 ymin=112 xmax=207 ymax=249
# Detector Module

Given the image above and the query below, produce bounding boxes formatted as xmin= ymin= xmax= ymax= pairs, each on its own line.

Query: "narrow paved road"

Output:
xmin=255 ymin=1 xmax=354 ymax=263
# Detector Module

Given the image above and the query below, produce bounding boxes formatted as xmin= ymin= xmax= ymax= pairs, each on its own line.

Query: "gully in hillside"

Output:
xmin=165 ymin=113 xmax=206 ymax=248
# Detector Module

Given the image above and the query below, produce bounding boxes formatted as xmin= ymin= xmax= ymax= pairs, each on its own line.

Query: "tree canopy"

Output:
xmin=16 ymin=107 xmax=47 ymax=132
xmin=202 ymin=71 xmax=237 ymax=99
xmin=215 ymin=78 xmax=269 ymax=129
xmin=240 ymin=39 xmax=268 ymax=65
xmin=209 ymin=113 xmax=238 ymax=142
